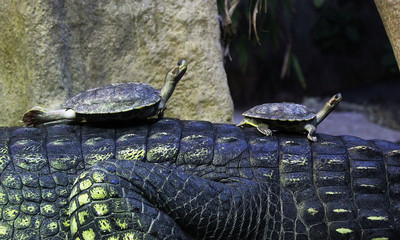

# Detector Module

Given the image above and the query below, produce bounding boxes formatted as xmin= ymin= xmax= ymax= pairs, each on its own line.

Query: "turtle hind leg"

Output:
xmin=304 ymin=124 xmax=317 ymax=142
xmin=22 ymin=107 xmax=76 ymax=126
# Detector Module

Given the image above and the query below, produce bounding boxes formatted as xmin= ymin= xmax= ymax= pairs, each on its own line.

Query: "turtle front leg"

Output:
xmin=257 ymin=124 xmax=273 ymax=136
xmin=157 ymin=99 xmax=167 ymax=119
xmin=304 ymin=124 xmax=317 ymax=142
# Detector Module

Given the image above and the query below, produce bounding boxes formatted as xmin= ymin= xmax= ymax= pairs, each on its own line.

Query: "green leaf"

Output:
xmin=313 ymin=0 xmax=325 ymax=9
xmin=291 ymin=55 xmax=307 ymax=89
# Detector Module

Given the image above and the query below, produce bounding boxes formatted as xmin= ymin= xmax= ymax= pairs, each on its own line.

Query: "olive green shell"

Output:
xmin=243 ymin=103 xmax=316 ymax=122
xmin=63 ymin=83 xmax=161 ymax=114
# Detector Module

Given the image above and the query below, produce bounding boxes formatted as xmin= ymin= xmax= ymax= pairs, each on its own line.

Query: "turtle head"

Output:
xmin=315 ymin=93 xmax=342 ymax=125
xmin=159 ymin=60 xmax=188 ymax=109
xmin=166 ymin=59 xmax=187 ymax=84
xmin=327 ymin=93 xmax=342 ymax=108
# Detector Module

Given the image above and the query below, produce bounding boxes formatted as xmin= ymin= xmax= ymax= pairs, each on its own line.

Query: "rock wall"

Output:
xmin=0 ymin=0 xmax=234 ymax=126
xmin=375 ymin=0 xmax=400 ymax=71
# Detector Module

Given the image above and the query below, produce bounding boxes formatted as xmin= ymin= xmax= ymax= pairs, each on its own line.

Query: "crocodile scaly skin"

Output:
xmin=0 ymin=118 xmax=398 ymax=239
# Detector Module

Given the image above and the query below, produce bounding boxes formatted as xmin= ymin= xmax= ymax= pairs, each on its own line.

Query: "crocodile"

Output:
xmin=0 ymin=118 xmax=399 ymax=240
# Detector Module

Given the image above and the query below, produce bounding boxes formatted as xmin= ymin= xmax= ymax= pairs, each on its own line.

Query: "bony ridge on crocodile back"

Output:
xmin=22 ymin=60 xmax=188 ymax=126
xmin=0 ymin=119 xmax=398 ymax=239
xmin=237 ymin=93 xmax=342 ymax=142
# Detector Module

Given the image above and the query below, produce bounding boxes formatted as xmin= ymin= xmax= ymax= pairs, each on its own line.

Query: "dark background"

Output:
xmin=224 ymin=0 xmax=400 ymax=112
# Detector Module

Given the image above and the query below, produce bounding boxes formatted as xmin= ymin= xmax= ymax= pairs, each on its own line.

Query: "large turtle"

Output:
xmin=23 ymin=60 xmax=187 ymax=126
xmin=237 ymin=93 xmax=342 ymax=142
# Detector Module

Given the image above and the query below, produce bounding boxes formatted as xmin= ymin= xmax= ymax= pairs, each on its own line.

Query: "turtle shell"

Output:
xmin=243 ymin=102 xmax=316 ymax=121
xmin=64 ymin=82 xmax=161 ymax=114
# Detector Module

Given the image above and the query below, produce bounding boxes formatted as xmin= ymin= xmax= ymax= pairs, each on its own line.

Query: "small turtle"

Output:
xmin=237 ymin=93 xmax=342 ymax=142
xmin=23 ymin=60 xmax=187 ymax=126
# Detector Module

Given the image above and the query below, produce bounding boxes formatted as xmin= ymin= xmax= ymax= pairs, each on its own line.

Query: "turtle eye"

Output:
xmin=177 ymin=59 xmax=186 ymax=67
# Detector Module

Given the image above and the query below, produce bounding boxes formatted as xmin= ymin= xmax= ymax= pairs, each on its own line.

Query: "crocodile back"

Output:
xmin=0 ymin=118 xmax=398 ymax=239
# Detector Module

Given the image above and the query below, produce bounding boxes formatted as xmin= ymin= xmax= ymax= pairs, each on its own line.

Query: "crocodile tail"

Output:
xmin=22 ymin=107 xmax=47 ymax=126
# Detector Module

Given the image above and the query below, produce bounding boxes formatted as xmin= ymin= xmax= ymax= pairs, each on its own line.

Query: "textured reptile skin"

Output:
xmin=0 ymin=118 xmax=399 ymax=239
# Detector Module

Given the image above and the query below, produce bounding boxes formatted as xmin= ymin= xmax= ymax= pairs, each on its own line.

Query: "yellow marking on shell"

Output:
xmin=90 ymin=186 xmax=108 ymax=200
xmin=336 ymin=228 xmax=353 ymax=234
xmin=245 ymin=121 xmax=259 ymax=128
xmin=82 ymin=227 xmax=96 ymax=240
xmin=98 ymin=218 xmax=112 ymax=232
xmin=117 ymin=148 xmax=145 ymax=161
xmin=367 ymin=216 xmax=388 ymax=221
xmin=78 ymin=209 xmax=90 ymax=225
xmin=333 ymin=209 xmax=351 ymax=213
xmin=93 ymin=203 xmax=109 ymax=216
xmin=78 ymin=193 xmax=91 ymax=206
xmin=80 ymin=179 xmax=93 ymax=191
xmin=307 ymin=208 xmax=318 ymax=216
xmin=70 ymin=216 xmax=78 ymax=236
xmin=371 ymin=237 xmax=389 ymax=240
xmin=115 ymin=218 xmax=128 ymax=229
xmin=92 ymin=171 xmax=106 ymax=183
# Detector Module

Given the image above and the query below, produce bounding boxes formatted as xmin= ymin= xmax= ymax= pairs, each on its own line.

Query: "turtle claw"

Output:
xmin=257 ymin=125 xmax=272 ymax=136
xmin=307 ymin=134 xmax=317 ymax=142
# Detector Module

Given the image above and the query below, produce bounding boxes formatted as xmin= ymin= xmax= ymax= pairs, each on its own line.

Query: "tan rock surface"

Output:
xmin=375 ymin=0 xmax=400 ymax=71
xmin=0 ymin=0 xmax=234 ymax=126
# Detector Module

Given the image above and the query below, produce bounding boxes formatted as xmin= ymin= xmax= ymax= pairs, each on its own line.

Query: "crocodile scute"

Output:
xmin=0 ymin=118 xmax=398 ymax=239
